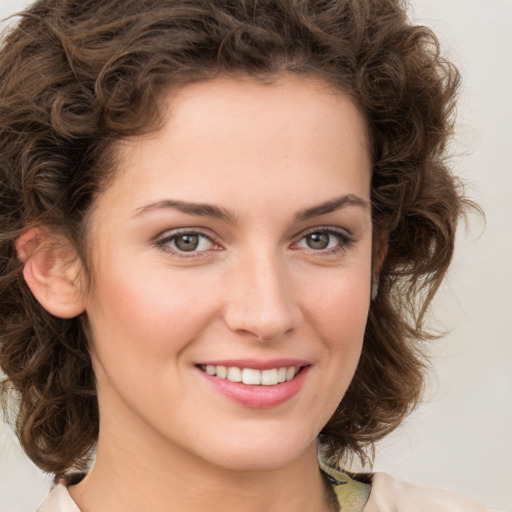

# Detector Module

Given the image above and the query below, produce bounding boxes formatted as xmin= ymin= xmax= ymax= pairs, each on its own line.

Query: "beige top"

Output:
xmin=37 ymin=466 xmax=492 ymax=512
xmin=362 ymin=472 xmax=492 ymax=512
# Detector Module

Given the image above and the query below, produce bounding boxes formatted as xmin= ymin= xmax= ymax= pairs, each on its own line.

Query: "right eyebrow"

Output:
xmin=294 ymin=194 xmax=369 ymax=222
xmin=132 ymin=199 xmax=238 ymax=223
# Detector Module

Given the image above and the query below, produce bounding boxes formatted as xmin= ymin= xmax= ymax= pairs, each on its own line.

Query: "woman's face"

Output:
xmin=83 ymin=75 xmax=373 ymax=471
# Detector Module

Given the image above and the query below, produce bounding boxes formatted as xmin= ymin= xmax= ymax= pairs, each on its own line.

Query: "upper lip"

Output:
xmin=195 ymin=358 xmax=310 ymax=370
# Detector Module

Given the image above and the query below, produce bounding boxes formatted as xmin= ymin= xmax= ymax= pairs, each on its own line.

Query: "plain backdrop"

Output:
xmin=1 ymin=0 xmax=511 ymax=511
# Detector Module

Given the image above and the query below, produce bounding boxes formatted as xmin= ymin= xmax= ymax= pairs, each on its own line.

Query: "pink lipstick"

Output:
xmin=195 ymin=359 xmax=310 ymax=408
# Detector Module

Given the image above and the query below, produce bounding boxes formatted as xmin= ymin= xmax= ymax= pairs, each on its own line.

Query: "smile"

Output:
xmin=198 ymin=364 xmax=300 ymax=385
xmin=196 ymin=359 xmax=310 ymax=408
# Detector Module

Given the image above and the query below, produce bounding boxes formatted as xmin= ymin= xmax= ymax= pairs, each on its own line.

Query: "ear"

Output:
xmin=16 ymin=227 xmax=86 ymax=319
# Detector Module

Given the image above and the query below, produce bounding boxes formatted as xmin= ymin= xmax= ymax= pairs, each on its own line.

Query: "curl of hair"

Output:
xmin=0 ymin=0 xmax=463 ymax=476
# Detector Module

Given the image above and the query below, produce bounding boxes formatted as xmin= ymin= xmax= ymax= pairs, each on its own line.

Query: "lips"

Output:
xmin=196 ymin=359 xmax=310 ymax=408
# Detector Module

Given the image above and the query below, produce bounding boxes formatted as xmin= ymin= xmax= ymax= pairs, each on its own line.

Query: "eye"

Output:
xmin=293 ymin=228 xmax=353 ymax=253
xmin=302 ymin=232 xmax=334 ymax=250
xmin=156 ymin=230 xmax=218 ymax=255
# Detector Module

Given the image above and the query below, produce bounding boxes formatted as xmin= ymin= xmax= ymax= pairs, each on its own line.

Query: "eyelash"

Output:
xmin=154 ymin=227 xmax=354 ymax=258
xmin=155 ymin=229 xmax=220 ymax=259
xmin=291 ymin=227 xmax=355 ymax=256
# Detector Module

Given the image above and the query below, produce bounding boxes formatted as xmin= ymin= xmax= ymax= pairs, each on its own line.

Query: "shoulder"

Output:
xmin=319 ymin=455 xmax=491 ymax=512
xmin=37 ymin=479 xmax=82 ymax=512
xmin=364 ymin=471 xmax=492 ymax=512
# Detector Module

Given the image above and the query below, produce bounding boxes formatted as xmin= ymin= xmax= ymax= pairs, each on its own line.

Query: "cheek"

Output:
xmin=291 ymin=268 xmax=370 ymax=435
xmin=301 ymin=266 xmax=371 ymax=348
xmin=84 ymin=263 xmax=221 ymax=370
xmin=299 ymin=260 xmax=371 ymax=412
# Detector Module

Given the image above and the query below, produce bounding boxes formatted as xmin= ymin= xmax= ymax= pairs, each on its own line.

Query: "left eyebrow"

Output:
xmin=132 ymin=199 xmax=237 ymax=223
xmin=295 ymin=194 xmax=369 ymax=222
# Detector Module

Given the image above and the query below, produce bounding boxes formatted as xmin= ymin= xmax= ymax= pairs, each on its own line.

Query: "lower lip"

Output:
xmin=197 ymin=366 xmax=310 ymax=409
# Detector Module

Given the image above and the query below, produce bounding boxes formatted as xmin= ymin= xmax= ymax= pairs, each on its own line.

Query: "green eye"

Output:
xmin=174 ymin=234 xmax=200 ymax=251
xmin=157 ymin=231 xmax=216 ymax=255
xmin=305 ymin=232 xmax=330 ymax=250
xmin=294 ymin=228 xmax=354 ymax=254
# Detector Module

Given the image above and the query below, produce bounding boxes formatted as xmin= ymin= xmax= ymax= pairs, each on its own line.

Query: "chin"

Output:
xmin=194 ymin=427 xmax=319 ymax=472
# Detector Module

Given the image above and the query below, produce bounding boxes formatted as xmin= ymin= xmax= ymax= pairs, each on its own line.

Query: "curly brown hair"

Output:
xmin=0 ymin=0 xmax=463 ymax=477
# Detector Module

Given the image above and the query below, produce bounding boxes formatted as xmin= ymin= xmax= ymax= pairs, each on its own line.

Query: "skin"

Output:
xmin=68 ymin=75 xmax=374 ymax=512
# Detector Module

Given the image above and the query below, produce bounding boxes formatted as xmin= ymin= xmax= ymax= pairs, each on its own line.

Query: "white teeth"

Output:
xmin=242 ymin=368 xmax=261 ymax=385
xmin=216 ymin=365 xmax=227 ymax=379
xmin=201 ymin=365 xmax=301 ymax=385
xmin=261 ymin=368 xmax=278 ymax=386
xmin=227 ymin=367 xmax=242 ymax=382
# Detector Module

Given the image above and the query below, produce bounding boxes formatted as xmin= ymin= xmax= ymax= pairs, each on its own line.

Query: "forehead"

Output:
xmin=95 ymin=75 xmax=371 ymax=221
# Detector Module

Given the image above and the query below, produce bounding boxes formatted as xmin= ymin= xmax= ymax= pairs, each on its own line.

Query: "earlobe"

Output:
xmin=16 ymin=228 xmax=86 ymax=319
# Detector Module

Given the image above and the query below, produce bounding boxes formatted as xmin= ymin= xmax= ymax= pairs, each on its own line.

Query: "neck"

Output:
xmin=69 ymin=411 xmax=334 ymax=512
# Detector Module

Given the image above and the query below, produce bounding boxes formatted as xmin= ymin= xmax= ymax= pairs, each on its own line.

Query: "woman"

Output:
xmin=0 ymin=0 xmax=491 ymax=511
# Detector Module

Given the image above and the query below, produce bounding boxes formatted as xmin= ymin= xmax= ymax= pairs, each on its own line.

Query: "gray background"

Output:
xmin=1 ymin=0 xmax=511 ymax=510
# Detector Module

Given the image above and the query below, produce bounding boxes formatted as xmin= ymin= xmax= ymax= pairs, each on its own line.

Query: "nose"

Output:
xmin=223 ymin=249 xmax=303 ymax=342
